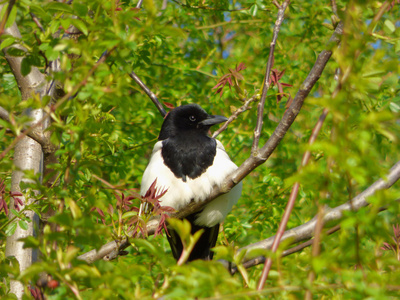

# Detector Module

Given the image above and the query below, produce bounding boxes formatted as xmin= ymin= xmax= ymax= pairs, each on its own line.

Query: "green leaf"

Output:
xmin=384 ymin=20 xmax=395 ymax=33
xmin=71 ymin=19 xmax=88 ymax=36
xmin=20 ymin=236 xmax=40 ymax=248
xmin=18 ymin=220 xmax=28 ymax=230
xmin=249 ymin=4 xmax=258 ymax=17
xmin=45 ymin=2 xmax=74 ymax=14
xmin=72 ymin=2 xmax=88 ymax=17
xmin=5 ymin=222 xmax=17 ymax=236
xmin=0 ymin=37 xmax=15 ymax=51
xmin=30 ymin=4 xmax=51 ymax=23
xmin=66 ymin=198 xmax=82 ymax=219
xmin=20 ymin=57 xmax=31 ymax=76
xmin=121 ymin=211 xmax=138 ymax=219
xmin=131 ymin=238 xmax=159 ymax=256
xmin=71 ymin=265 xmax=101 ymax=278
xmin=5 ymin=5 xmax=17 ymax=28
xmin=64 ymin=246 xmax=80 ymax=264
xmin=49 ymin=20 xmax=61 ymax=34
xmin=19 ymin=264 xmax=46 ymax=281
xmin=5 ymin=47 xmax=26 ymax=57
xmin=0 ymin=128 xmax=6 ymax=140
xmin=389 ymin=102 xmax=400 ymax=113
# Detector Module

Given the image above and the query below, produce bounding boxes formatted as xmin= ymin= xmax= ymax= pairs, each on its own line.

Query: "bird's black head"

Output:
xmin=158 ymin=104 xmax=227 ymax=140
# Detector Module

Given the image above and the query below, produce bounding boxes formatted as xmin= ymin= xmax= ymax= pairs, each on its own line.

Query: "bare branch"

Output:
xmin=212 ymin=95 xmax=258 ymax=138
xmin=304 ymin=205 xmax=325 ymax=299
xmin=252 ymin=0 xmax=290 ymax=154
xmin=0 ymin=0 xmax=16 ymax=35
xmin=331 ymin=0 xmax=338 ymax=15
xmin=272 ymin=0 xmax=281 ymax=9
xmin=242 ymin=160 xmax=400 ymax=255
xmin=0 ymin=106 xmax=10 ymax=123
xmin=77 ymin=218 xmax=159 ymax=263
xmin=226 ymin=198 xmax=400 ymax=274
xmin=136 ymin=0 xmax=144 ymax=9
xmin=232 ymin=225 xmax=341 ymax=273
xmin=258 ymin=107 xmax=330 ymax=287
xmin=129 ymin=71 xmax=167 ymax=117
xmin=30 ymin=12 xmax=45 ymax=33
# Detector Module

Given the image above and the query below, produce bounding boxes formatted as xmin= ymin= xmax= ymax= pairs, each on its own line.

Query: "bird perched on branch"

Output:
xmin=141 ymin=104 xmax=242 ymax=261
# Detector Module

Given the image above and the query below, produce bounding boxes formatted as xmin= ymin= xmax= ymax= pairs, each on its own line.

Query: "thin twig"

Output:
xmin=272 ymin=0 xmax=281 ymax=9
xmin=212 ymin=95 xmax=258 ymax=138
xmin=0 ymin=106 xmax=10 ymax=123
xmin=305 ymin=205 xmax=325 ymax=300
xmin=233 ymin=201 xmax=392 ymax=273
xmin=0 ymin=0 xmax=16 ymax=35
xmin=129 ymin=71 xmax=167 ymax=117
xmin=331 ymin=0 xmax=338 ymax=16
xmin=30 ymin=12 xmax=45 ymax=33
xmin=241 ymin=160 xmax=400 ymax=257
xmin=234 ymin=224 xmax=341 ymax=272
xmin=136 ymin=0 xmax=143 ymax=9
xmin=257 ymin=107 xmax=329 ymax=289
xmin=252 ymin=0 xmax=290 ymax=155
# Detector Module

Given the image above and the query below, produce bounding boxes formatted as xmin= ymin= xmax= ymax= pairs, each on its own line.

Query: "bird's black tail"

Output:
xmin=166 ymin=213 xmax=220 ymax=261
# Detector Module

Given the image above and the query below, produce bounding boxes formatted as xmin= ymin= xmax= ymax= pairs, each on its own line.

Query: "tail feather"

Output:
xmin=166 ymin=213 xmax=220 ymax=261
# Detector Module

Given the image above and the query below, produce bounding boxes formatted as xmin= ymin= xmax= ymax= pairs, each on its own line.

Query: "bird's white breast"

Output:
xmin=140 ymin=140 xmax=242 ymax=227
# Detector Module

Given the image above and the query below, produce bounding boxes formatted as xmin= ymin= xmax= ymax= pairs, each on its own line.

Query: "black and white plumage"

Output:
xmin=140 ymin=104 xmax=242 ymax=261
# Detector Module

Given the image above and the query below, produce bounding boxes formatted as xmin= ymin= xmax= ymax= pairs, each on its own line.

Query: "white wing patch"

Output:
xmin=140 ymin=140 xmax=242 ymax=227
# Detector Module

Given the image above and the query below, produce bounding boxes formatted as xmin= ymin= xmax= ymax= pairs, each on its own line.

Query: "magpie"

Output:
xmin=140 ymin=104 xmax=242 ymax=261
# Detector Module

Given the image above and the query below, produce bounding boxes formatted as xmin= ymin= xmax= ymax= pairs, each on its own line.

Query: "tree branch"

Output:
xmin=241 ymin=160 xmax=400 ymax=256
xmin=1 ymin=3 xmax=48 ymax=297
xmin=212 ymin=95 xmax=258 ymax=138
xmin=0 ymin=0 xmax=16 ymax=35
xmin=233 ymin=224 xmax=341 ymax=273
xmin=257 ymin=107 xmax=329 ymax=289
xmin=129 ymin=71 xmax=167 ymax=117
xmin=252 ymin=0 xmax=290 ymax=154
xmin=77 ymin=218 xmax=159 ymax=263
xmin=0 ymin=106 xmax=10 ymax=123
xmin=136 ymin=0 xmax=144 ymax=9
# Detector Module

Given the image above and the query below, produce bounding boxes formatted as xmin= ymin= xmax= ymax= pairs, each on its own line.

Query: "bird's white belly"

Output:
xmin=140 ymin=140 xmax=242 ymax=227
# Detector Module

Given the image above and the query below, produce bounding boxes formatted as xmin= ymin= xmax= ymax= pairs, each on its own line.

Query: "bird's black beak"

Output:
xmin=199 ymin=115 xmax=228 ymax=126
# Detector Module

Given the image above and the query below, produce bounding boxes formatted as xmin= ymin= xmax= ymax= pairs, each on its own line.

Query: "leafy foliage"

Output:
xmin=0 ymin=0 xmax=400 ymax=299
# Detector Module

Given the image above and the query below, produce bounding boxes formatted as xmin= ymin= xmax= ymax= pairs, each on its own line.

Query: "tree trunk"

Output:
xmin=1 ymin=4 xmax=48 ymax=298
xmin=5 ymin=111 xmax=44 ymax=298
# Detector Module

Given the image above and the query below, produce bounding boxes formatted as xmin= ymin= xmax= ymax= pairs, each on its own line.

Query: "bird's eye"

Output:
xmin=189 ymin=115 xmax=196 ymax=122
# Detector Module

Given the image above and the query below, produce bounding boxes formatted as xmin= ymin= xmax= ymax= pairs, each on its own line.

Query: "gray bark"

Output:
xmin=5 ymin=112 xmax=44 ymax=298
xmin=1 ymin=4 xmax=48 ymax=298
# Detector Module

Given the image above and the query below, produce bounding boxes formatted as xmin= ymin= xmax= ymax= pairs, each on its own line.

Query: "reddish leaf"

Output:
xmin=164 ymin=102 xmax=175 ymax=109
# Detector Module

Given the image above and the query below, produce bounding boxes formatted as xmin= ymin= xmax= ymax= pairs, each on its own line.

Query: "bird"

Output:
xmin=140 ymin=104 xmax=242 ymax=261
